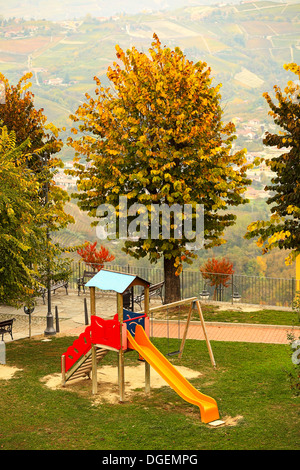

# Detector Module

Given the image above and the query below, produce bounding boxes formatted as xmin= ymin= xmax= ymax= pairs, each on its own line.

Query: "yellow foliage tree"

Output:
xmin=68 ymin=34 xmax=252 ymax=302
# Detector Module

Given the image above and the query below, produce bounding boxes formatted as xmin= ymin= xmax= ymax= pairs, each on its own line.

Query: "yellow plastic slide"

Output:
xmin=127 ymin=325 xmax=220 ymax=424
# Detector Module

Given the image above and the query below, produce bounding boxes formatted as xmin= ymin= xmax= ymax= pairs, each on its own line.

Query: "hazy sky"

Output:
xmin=1 ymin=0 xmax=212 ymax=21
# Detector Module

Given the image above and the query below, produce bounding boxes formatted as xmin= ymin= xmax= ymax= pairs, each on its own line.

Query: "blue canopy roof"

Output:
xmin=85 ymin=269 xmax=149 ymax=294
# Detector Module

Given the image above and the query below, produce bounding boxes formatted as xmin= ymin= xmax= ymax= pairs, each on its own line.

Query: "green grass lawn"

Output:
xmin=201 ymin=305 xmax=300 ymax=326
xmin=0 ymin=335 xmax=299 ymax=450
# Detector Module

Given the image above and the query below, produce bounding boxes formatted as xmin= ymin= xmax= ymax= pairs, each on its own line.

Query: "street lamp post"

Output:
xmin=43 ymin=161 xmax=56 ymax=336
xmin=32 ymin=153 xmax=56 ymax=336
xmin=44 ymin=217 xmax=56 ymax=336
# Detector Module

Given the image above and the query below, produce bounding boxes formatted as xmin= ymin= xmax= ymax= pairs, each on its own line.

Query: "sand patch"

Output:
xmin=223 ymin=415 xmax=244 ymax=426
xmin=42 ymin=363 xmax=202 ymax=404
xmin=0 ymin=364 xmax=22 ymax=380
xmin=98 ymin=364 xmax=202 ymax=403
xmin=41 ymin=372 xmax=62 ymax=389
xmin=101 ymin=364 xmax=201 ymax=392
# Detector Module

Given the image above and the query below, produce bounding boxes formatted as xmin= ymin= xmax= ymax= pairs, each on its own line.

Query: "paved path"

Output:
xmin=152 ymin=320 xmax=300 ymax=345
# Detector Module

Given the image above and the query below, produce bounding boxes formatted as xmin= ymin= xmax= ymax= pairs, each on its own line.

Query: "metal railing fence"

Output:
xmin=67 ymin=261 xmax=299 ymax=308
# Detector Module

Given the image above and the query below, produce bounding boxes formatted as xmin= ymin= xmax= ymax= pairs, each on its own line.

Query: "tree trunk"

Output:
xmin=163 ymin=256 xmax=181 ymax=304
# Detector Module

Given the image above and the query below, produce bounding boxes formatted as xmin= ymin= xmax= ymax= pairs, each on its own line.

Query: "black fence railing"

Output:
xmin=68 ymin=261 xmax=299 ymax=308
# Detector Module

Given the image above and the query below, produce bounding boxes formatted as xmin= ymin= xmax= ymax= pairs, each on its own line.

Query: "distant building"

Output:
xmin=48 ymin=77 xmax=63 ymax=86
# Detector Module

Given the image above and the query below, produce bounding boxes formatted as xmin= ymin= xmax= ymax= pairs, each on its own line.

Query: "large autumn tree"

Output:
xmin=0 ymin=73 xmax=74 ymax=303
xmin=68 ymin=34 xmax=252 ymax=303
xmin=246 ymin=63 xmax=300 ymax=266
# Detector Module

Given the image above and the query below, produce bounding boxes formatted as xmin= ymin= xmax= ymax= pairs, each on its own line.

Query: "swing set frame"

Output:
xmin=149 ymin=296 xmax=216 ymax=368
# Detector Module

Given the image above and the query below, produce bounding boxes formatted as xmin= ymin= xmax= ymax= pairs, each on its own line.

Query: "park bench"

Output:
xmin=134 ymin=281 xmax=164 ymax=309
xmin=123 ymin=286 xmax=134 ymax=311
xmin=0 ymin=318 xmax=15 ymax=341
xmin=39 ymin=280 xmax=69 ymax=304
xmin=77 ymin=270 xmax=95 ymax=295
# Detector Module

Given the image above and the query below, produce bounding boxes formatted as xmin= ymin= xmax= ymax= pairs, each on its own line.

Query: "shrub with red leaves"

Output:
xmin=200 ymin=258 xmax=234 ymax=291
xmin=77 ymin=241 xmax=115 ymax=271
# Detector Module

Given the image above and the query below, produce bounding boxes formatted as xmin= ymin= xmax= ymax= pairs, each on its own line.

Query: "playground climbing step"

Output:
xmin=62 ymin=347 xmax=108 ymax=385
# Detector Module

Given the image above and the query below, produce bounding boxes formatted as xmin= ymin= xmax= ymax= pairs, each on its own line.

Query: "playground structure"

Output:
xmin=61 ymin=269 xmax=220 ymax=424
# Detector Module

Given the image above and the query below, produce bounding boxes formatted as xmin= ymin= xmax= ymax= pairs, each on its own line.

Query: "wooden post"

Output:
xmin=144 ymin=285 xmax=150 ymax=395
xmin=91 ymin=344 xmax=98 ymax=394
xmin=196 ymin=300 xmax=216 ymax=369
xmin=90 ymin=286 xmax=97 ymax=394
xmin=61 ymin=355 xmax=66 ymax=386
xmin=178 ymin=301 xmax=193 ymax=359
xmin=117 ymin=293 xmax=125 ymax=402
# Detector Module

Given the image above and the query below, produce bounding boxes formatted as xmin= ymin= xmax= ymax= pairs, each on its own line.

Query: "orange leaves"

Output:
xmin=200 ymin=258 xmax=234 ymax=288
xmin=0 ymin=72 xmax=56 ymax=155
xmin=77 ymin=241 xmax=115 ymax=271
